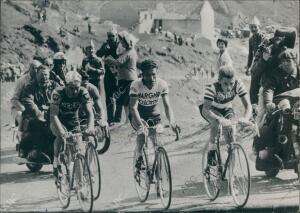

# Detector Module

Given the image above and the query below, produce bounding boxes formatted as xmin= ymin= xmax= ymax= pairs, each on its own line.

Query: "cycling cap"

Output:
xmin=140 ymin=59 xmax=158 ymax=72
xmin=53 ymin=52 xmax=66 ymax=61
xmin=65 ymin=71 xmax=82 ymax=84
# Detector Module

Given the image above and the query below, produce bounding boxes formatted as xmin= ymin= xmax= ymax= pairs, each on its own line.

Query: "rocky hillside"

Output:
xmin=1 ymin=0 xmax=299 ymax=70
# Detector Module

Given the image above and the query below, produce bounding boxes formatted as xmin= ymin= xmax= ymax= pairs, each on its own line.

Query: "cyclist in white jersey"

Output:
xmin=129 ymin=59 xmax=180 ymax=169
xmin=199 ymin=66 xmax=252 ymax=161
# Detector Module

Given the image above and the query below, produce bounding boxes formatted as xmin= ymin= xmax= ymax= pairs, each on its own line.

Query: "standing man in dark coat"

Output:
xmin=246 ymin=17 xmax=264 ymax=76
xmin=96 ymin=28 xmax=119 ymax=126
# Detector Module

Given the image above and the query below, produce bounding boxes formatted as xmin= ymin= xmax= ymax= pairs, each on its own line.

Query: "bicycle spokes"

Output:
xmin=133 ymin=149 xmax=150 ymax=202
xmin=203 ymin=150 xmax=221 ymax=201
xmin=229 ymin=144 xmax=250 ymax=208
xmin=56 ymin=159 xmax=71 ymax=209
xmin=157 ymin=147 xmax=172 ymax=209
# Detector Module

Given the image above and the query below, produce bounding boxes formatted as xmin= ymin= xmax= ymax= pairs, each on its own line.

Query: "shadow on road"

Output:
xmin=250 ymin=175 xmax=298 ymax=195
xmin=0 ymin=170 xmax=52 ymax=184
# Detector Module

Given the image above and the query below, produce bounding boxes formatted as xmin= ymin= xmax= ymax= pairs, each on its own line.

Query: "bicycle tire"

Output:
xmin=229 ymin=143 xmax=250 ymax=208
xmin=85 ymin=143 xmax=101 ymax=200
xmin=56 ymin=154 xmax=71 ymax=209
xmin=202 ymin=148 xmax=221 ymax=201
xmin=157 ymin=146 xmax=172 ymax=210
xmin=75 ymin=154 xmax=93 ymax=213
xmin=133 ymin=148 xmax=150 ymax=202
xmin=96 ymin=127 xmax=111 ymax=154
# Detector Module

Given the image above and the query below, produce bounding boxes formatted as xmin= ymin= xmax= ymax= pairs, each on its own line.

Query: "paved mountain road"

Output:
xmin=0 ymin=122 xmax=298 ymax=212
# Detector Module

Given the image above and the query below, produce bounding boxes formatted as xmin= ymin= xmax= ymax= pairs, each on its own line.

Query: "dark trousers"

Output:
xmin=250 ymin=72 xmax=262 ymax=104
xmin=114 ymin=80 xmax=133 ymax=122
xmin=104 ymin=71 xmax=117 ymax=123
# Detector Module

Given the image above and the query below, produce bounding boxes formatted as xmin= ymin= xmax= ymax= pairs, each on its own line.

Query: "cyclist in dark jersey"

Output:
xmin=50 ymin=71 xmax=95 ymax=179
xmin=199 ymin=66 xmax=252 ymax=161
xmin=129 ymin=59 xmax=179 ymax=169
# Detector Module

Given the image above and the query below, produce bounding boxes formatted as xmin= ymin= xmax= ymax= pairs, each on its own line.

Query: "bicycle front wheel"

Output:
xmin=202 ymin=148 xmax=221 ymax=201
xmin=56 ymin=154 xmax=71 ymax=209
xmin=156 ymin=147 xmax=172 ymax=210
xmin=85 ymin=143 xmax=101 ymax=200
xmin=74 ymin=154 xmax=93 ymax=213
xmin=229 ymin=143 xmax=250 ymax=208
xmin=133 ymin=148 xmax=150 ymax=202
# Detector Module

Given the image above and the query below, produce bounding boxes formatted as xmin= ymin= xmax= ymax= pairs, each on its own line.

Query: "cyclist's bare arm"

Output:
xmin=50 ymin=103 xmax=66 ymax=138
xmin=94 ymin=97 xmax=105 ymax=121
xmin=129 ymin=95 xmax=143 ymax=128
xmin=239 ymin=93 xmax=252 ymax=121
xmin=161 ymin=93 xmax=175 ymax=124
xmin=202 ymin=99 xmax=223 ymax=124
xmin=83 ymin=102 xmax=95 ymax=130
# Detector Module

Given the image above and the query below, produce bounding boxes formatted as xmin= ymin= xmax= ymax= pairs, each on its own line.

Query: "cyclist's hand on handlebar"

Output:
xmin=218 ymin=117 xmax=232 ymax=127
xmin=98 ymin=119 xmax=108 ymax=127
xmin=137 ymin=125 xmax=148 ymax=136
xmin=61 ymin=131 xmax=71 ymax=140
xmin=85 ymin=127 xmax=95 ymax=136
xmin=171 ymin=123 xmax=181 ymax=134
xmin=237 ymin=117 xmax=253 ymax=126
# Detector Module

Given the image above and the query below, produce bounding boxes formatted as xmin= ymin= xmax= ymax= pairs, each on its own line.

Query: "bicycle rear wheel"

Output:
xmin=56 ymin=154 xmax=71 ymax=209
xmin=156 ymin=147 xmax=172 ymax=210
xmin=202 ymin=148 xmax=221 ymax=201
xmin=133 ymin=148 xmax=150 ymax=202
xmin=74 ymin=154 xmax=93 ymax=213
xmin=229 ymin=143 xmax=250 ymax=208
xmin=85 ymin=143 xmax=101 ymax=200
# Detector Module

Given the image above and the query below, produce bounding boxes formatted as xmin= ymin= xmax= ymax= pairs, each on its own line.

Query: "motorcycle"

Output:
xmin=253 ymin=88 xmax=300 ymax=177
xmin=14 ymin=110 xmax=54 ymax=172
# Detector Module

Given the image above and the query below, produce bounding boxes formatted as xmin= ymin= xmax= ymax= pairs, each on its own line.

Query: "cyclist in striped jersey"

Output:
xmin=199 ymin=66 xmax=252 ymax=161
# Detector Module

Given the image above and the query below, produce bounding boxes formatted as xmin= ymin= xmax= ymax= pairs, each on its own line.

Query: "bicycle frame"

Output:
xmin=60 ymin=132 xmax=83 ymax=190
xmin=143 ymin=128 xmax=161 ymax=183
xmin=215 ymin=124 xmax=235 ymax=181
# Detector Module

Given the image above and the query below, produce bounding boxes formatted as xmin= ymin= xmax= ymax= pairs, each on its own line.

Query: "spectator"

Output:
xmin=246 ymin=16 xmax=264 ymax=75
xmin=19 ymin=65 xmax=58 ymax=157
xmin=11 ymin=60 xmax=42 ymax=132
xmin=104 ymin=31 xmax=138 ymax=124
xmin=50 ymin=52 xmax=67 ymax=86
xmin=216 ymin=38 xmax=233 ymax=70
xmin=82 ymin=40 xmax=104 ymax=92
xmin=96 ymin=27 xmax=119 ymax=126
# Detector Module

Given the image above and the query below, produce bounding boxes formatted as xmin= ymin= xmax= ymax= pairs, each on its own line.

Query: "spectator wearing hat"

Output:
xmin=51 ymin=52 xmax=68 ymax=86
xmin=263 ymin=49 xmax=299 ymax=113
xmin=246 ymin=16 xmax=265 ymax=76
xmin=82 ymin=40 xmax=105 ymax=92
xmin=216 ymin=38 xmax=233 ymax=71
xmin=104 ymin=31 xmax=138 ymax=124
xmin=96 ymin=27 xmax=119 ymax=126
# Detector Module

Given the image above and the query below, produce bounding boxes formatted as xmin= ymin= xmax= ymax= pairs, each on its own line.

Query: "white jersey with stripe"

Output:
xmin=204 ymin=79 xmax=247 ymax=109
xmin=129 ymin=78 xmax=169 ymax=118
